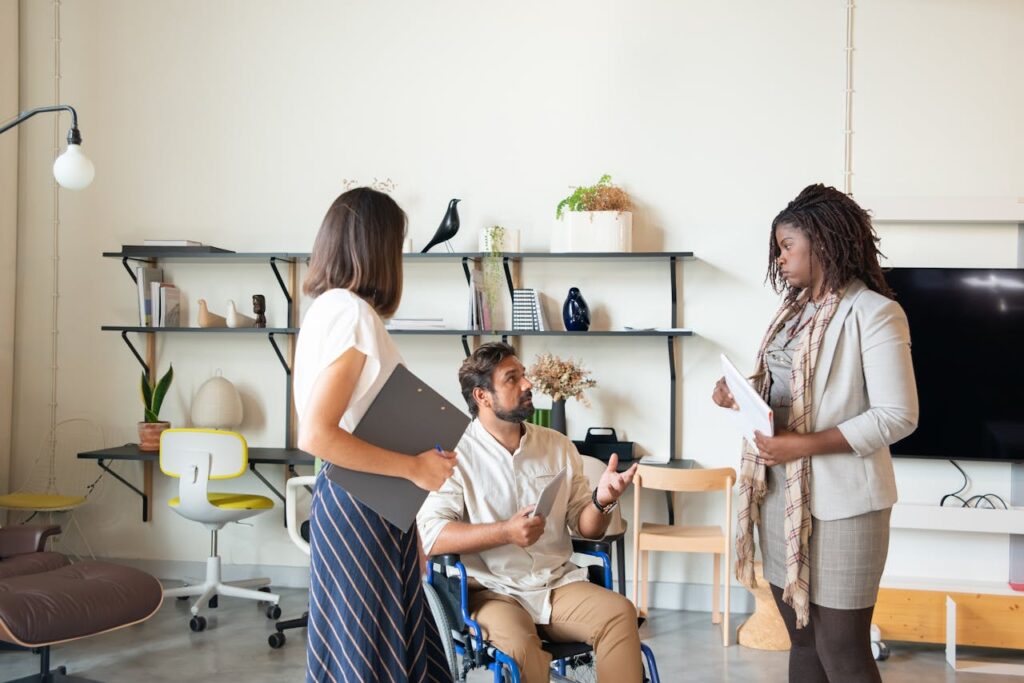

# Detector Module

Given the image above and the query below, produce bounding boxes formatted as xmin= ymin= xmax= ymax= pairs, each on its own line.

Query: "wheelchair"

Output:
xmin=423 ymin=538 xmax=661 ymax=683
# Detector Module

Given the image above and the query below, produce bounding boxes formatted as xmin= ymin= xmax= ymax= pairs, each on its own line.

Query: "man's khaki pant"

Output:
xmin=468 ymin=580 xmax=643 ymax=683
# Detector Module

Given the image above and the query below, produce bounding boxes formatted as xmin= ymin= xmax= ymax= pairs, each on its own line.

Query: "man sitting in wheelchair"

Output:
xmin=417 ymin=342 xmax=645 ymax=682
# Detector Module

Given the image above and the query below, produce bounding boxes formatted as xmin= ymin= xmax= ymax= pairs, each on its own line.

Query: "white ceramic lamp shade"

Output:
xmin=190 ymin=374 xmax=244 ymax=430
xmin=52 ymin=144 xmax=95 ymax=190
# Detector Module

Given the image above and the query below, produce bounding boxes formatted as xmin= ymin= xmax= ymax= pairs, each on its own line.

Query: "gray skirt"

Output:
xmin=758 ymin=464 xmax=891 ymax=610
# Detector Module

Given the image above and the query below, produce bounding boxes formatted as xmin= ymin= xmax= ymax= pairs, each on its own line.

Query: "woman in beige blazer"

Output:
xmin=713 ymin=184 xmax=918 ymax=683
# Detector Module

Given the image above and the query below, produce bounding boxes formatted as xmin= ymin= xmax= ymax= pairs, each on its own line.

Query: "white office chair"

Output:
xmin=159 ymin=428 xmax=281 ymax=632
xmin=266 ymin=474 xmax=315 ymax=648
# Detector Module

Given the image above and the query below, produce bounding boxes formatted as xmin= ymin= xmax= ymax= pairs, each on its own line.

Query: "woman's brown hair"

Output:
xmin=303 ymin=187 xmax=407 ymax=317
xmin=767 ymin=183 xmax=893 ymax=306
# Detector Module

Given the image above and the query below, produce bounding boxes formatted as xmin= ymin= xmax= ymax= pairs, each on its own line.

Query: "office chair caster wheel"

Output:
xmin=266 ymin=604 xmax=282 ymax=620
xmin=871 ymin=641 xmax=890 ymax=661
xmin=208 ymin=596 xmax=218 ymax=609
xmin=268 ymin=632 xmax=286 ymax=649
xmin=189 ymin=615 xmax=207 ymax=632
xmin=176 ymin=596 xmax=189 ymax=601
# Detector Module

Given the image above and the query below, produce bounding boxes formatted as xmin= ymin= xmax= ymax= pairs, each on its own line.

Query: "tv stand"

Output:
xmin=872 ymin=464 xmax=1024 ymax=670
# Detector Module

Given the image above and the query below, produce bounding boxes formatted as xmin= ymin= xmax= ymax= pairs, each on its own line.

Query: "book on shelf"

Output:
xmin=512 ymin=288 xmax=546 ymax=331
xmin=135 ymin=265 xmax=163 ymax=326
xmin=159 ymin=285 xmax=181 ymax=327
xmin=143 ymin=239 xmax=203 ymax=247
xmin=467 ymin=268 xmax=495 ymax=331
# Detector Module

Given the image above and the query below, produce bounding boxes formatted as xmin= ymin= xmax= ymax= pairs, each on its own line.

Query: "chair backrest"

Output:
xmin=579 ymin=455 xmax=626 ymax=536
xmin=635 ymin=465 xmax=736 ymax=494
xmin=159 ymin=429 xmax=248 ymax=479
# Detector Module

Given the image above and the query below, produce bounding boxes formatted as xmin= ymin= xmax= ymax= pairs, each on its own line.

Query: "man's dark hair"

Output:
xmin=767 ymin=183 xmax=893 ymax=306
xmin=458 ymin=342 xmax=518 ymax=418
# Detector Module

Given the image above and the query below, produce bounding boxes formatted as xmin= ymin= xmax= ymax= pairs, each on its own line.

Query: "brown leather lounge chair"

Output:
xmin=0 ymin=525 xmax=164 ymax=682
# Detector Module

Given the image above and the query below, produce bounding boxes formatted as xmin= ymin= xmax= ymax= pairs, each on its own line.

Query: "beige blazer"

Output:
xmin=808 ymin=278 xmax=918 ymax=521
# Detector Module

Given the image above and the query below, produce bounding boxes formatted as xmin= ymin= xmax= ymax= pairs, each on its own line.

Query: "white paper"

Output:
xmin=720 ymin=354 xmax=774 ymax=443
xmin=531 ymin=467 xmax=567 ymax=519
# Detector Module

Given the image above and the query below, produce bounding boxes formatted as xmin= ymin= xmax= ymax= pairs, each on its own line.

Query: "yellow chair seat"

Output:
xmin=168 ymin=492 xmax=274 ymax=510
xmin=0 ymin=492 xmax=87 ymax=510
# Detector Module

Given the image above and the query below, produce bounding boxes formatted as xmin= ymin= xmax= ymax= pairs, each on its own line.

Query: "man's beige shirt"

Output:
xmin=417 ymin=420 xmax=594 ymax=623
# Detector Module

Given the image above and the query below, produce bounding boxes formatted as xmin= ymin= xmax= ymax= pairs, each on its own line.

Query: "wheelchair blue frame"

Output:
xmin=426 ymin=539 xmax=661 ymax=683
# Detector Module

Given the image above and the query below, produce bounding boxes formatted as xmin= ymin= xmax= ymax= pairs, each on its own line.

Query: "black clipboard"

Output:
xmin=326 ymin=364 xmax=470 ymax=530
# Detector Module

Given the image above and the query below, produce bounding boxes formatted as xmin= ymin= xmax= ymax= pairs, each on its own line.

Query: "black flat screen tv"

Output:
xmin=885 ymin=267 xmax=1024 ymax=462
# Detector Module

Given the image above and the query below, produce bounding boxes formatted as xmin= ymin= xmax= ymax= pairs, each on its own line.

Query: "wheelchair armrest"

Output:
xmin=571 ymin=538 xmax=610 ymax=556
xmin=571 ymin=538 xmax=613 ymax=590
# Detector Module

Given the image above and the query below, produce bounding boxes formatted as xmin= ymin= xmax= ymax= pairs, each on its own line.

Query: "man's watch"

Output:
xmin=592 ymin=487 xmax=618 ymax=514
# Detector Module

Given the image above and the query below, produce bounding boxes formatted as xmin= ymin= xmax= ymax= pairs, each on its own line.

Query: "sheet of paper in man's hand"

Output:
xmin=531 ymin=467 xmax=567 ymax=519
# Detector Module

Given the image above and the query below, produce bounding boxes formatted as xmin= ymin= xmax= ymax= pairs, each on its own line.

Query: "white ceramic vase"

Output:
xmin=191 ymin=372 xmax=244 ymax=430
xmin=551 ymin=211 xmax=632 ymax=253
xmin=478 ymin=226 xmax=520 ymax=254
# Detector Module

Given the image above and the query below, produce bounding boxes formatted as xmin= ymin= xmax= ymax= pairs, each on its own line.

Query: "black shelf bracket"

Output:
xmin=268 ymin=258 xmax=293 ymax=306
xmin=121 ymin=258 xmax=138 ymax=284
xmin=249 ymin=463 xmax=285 ymax=502
xmin=120 ymin=331 xmax=150 ymax=375
xmin=503 ymin=257 xmax=514 ymax=303
xmin=97 ymin=458 xmax=148 ymax=522
xmin=461 ymin=335 xmax=471 ymax=357
xmin=461 ymin=257 xmax=471 ymax=286
xmin=267 ymin=333 xmax=292 ymax=375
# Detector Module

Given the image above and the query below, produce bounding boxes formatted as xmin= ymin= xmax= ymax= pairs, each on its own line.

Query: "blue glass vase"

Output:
xmin=562 ymin=287 xmax=591 ymax=332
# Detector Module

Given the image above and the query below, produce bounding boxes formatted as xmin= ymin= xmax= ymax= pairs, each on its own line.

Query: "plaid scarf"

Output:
xmin=735 ymin=288 xmax=843 ymax=628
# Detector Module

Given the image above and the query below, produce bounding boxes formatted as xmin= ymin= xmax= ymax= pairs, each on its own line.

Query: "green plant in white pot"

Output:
xmin=553 ymin=174 xmax=633 ymax=253
xmin=138 ymin=364 xmax=173 ymax=451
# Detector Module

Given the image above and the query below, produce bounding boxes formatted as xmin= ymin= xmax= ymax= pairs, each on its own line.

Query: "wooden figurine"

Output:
xmin=226 ymin=300 xmax=256 ymax=328
xmin=197 ymin=299 xmax=227 ymax=328
xmin=252 ymin=294 xmax=266 ymax=328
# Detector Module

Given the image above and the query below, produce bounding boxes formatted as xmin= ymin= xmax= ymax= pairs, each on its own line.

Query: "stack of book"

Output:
xmin=512 ymin=289 xmax=547 ymax=331
xmin=135 ymin=265 xmax=181 ymax=327
xmin=467 ymin=269 xmax=494 ymax=331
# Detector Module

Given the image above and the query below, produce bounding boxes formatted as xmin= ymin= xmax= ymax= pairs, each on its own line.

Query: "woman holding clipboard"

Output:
xmin=294 ymin=188 xmax=455 ymax=683
xmin=712 ymin=184 xmax=918 ymax=683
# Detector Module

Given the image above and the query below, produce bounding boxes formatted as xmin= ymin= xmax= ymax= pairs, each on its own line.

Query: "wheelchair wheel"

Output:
xmin=421 ymin=580 xmax=459 ymax=681
xmin=564 ymin=657 xmax=597 ymax=683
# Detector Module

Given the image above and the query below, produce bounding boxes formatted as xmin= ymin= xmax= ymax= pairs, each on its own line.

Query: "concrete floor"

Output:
xmin=1 ymin=587 xmax=1021 ymax=682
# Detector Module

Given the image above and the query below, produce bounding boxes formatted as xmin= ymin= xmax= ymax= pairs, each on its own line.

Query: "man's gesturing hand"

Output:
xmin=596 ymin=453 xmax=637 ymax=507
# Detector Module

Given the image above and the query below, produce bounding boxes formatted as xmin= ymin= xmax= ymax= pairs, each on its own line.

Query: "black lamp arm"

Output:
xmin=0 ymin=105 xmax=81 ymax=144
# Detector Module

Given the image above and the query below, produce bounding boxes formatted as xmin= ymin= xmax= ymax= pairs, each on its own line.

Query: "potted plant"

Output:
xmin=553 ymin=174 xmax=633 ymax=252
xmin=478 ymin=225 xmax=520 ymax=320
xmin=138 ymin=364 xmax=174 ymax=451
xmin=527 ymin=353 xmax=598 ymax=435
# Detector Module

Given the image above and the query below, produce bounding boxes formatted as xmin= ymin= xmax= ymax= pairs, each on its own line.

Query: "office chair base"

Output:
xmin=162 ymin=555 xmax=279 ymax=620
xmin=4 ymin=646 xmax=99 ymax=683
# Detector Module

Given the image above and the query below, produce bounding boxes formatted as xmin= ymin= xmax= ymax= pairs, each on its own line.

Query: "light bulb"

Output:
xmin=52 ymin=143 xmax=95 ymax=190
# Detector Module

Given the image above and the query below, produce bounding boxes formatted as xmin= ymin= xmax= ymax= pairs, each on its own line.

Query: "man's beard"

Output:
xmin=493 ymin=391 xmax=534 ymax=424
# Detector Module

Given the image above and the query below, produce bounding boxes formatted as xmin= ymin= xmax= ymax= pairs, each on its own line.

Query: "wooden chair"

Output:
xmin=632 ymin=465 xmax=736 ymax=646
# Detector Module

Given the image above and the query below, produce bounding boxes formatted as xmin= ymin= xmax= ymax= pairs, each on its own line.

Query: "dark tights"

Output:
xmin=770 ymin=584 xmax=882 ymax=683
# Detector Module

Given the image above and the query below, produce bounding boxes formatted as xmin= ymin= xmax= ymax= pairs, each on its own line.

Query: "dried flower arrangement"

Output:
xmin=555 ymin=174 xmax=632 ymax=219
xmin=341 ymin=177 xmax=397 ymax=193
xmin=528 ymin=353 xmax=598 ymax=405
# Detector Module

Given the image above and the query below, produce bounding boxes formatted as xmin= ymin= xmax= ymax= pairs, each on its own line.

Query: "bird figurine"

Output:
xmin=197 ymin=299 xmax=227 ymax=328
xmin=226 ymin=300 xmax=256 ymax=328
xmin=420 ymin=198 xmax=461 ymax=253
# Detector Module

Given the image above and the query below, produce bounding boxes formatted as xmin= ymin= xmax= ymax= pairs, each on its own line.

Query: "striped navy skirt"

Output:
xmin=307 ymin=465 xmax=451 ymax=683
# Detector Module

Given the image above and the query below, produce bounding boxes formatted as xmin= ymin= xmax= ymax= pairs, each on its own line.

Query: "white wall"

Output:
xmin=11 ymin=1 xmax=1024 ymax=605
xmin=0 ymin=0 xmax=17 ymax=507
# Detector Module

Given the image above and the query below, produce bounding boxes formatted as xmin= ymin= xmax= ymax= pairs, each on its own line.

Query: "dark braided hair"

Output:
xmin=767 ymin=183 xmax=892 ymax=307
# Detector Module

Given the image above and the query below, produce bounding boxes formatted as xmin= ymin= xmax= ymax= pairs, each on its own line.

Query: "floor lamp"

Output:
xmin=0 ymin=104 xmax=94 ymax=189
xmin=0 ymin=105 xmax=95 ymax=554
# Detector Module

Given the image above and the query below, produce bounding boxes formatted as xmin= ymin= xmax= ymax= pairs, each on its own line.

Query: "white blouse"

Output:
xmin=294 ymin=288 xmax=403 ymax=433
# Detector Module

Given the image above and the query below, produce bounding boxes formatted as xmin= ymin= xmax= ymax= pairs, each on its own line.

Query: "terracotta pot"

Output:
xmin=138 ymin=421 xmax=170 ymax=452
